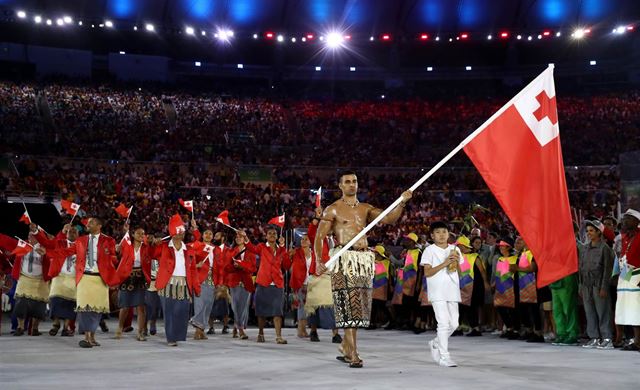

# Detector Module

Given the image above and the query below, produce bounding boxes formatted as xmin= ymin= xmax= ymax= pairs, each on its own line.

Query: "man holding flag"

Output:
xmin=313 ymin=170 xmax=412 ymax=368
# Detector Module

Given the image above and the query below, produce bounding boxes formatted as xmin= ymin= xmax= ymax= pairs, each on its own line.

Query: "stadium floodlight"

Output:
xmin=465 ymin=66 xmax=472 ymax=71
xmin=315 ymin=66 xmax=321 ymax=71
xmin=237 ymin=64 xmax=244 ymax=69
xmin=215 ymin=28 xmax=234 ymax=42
xmin=17 ymin=11 xmax=26 ymax=19
xmin=201 ymin=30 xmax=206 ymax=36
xmin=427 ymin=66 xmax=433 ymax=71
xmin=291 ymin=37 xmax=296 ymax=42
xmin=56 ymin=18 xmax=64 ymax=26
xmin=253 ymin=33 xmax=258 ymax=39
xmin=105 ymin=20 xmax=113 ymax=28
xmin=571 ymin=28 xmax=589 ymax=39
xmin=34 ymin=15 xmax=42 ymax=24
xmin=63 ymin=16 xmax=72 ymax=24
xmin=194 ymin=61 xmax=201 ymax=67
xmin=589 ymin=60 xmax=596 ymax=66
xmin=46 ymin=19 xmax=52 ymax=25
xmin=487 ymin=35 xmax=492 ymax=40
xmin=350 ymin=66 xmax=356 ymax=72
xmin=185 ymin=26 xmax=195 ymax=35
xmin=277 ymin=34 xmax=284 ymax=42
xmin=145 ymin=23 xmax=155 ymax=32
xmin=325 ymin=31 xmax=345 ymax=49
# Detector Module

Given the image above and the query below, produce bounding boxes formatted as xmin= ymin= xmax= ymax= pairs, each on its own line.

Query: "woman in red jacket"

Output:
xmin=116 ymin=225 xmax=152 ymax=341
xmin=240 ymin=227 xmax=291 ymax=344
xmin=289 ymin=234 xmax=313 ymax=339
xmin=152 ymin=215 xmax=201 ymax=347
xmin=225 ymin=233 xmax=257 ymax=340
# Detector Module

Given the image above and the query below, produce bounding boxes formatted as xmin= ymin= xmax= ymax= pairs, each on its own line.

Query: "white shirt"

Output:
xmin=150 ymin=259 xmax=159 ymax=279
xmin=133 ymin=247 xmax=141 ymax=268
xmin=60 ymin=240 xmax=76 ymax=277
xmin=304 ymin=252 xmax=312 ymax=285
xmin=169 ymin=240 xmax=186 ymax=277
xmin=420 ymin=244 xmax=462 ymax=302
xmin=21 ymin=245 xmax=43 ymax=277
xmin=85 ymin=234 xmax=100 ymax=273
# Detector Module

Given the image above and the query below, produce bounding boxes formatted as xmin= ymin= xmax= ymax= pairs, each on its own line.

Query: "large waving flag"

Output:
xmin=463 ymin=65 xmax=576 ymax=287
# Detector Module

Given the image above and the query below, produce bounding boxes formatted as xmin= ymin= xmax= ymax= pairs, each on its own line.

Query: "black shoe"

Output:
xmin=310 ymin=332 xmax=320 ymax=342
xmin=383 ymin=323 xmax=396 ymax=330
xmin=99 ymin=321 xmax=109 ymax=333
xmin=366 ymin=324 xmax=377 ymax=330
xmin=79 ymin=340 xmax=93 ymax=348
xmin=526 ymin=334 xmax=545 ymax=343
xmin=207 ymin=328 xmax=215 ymax=335
xmin=332 ymin=334 xmax=343 ymax=344
xmin=451 ymin=330 xmax=464 ymax=336
xmin=61 ymin=329 xmax=73 ymax=337
xmin=467 ymin=329 xmax=482 ymax=337
xmin=222 ymin=326 xmax=229 ymax=334
xmin=123 ymin=326 xmax=134 ymax=333
xmin=507 ymin=331 xmax=521 ymax=340
xmin=150 ymin=327 xmax=157 ymax=336
xmin=519 ymin=332 xmax=533 ymax=341
xmin=13 ymin=328 xmax=24 ymax=336
xmin=413 ymin=328 xmax=427 ymax=334
xmin=622 ymin=343 xmax=639 ymax=351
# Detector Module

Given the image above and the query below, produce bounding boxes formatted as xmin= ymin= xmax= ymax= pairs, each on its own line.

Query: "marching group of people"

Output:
xmin=1 ymin=176 xmax=639 ymax=368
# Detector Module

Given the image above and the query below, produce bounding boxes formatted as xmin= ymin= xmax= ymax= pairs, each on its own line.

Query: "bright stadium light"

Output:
xmin=277 ymin=34 xmax=284 ymax=42
xmin=17 ymin=10 xmax=27 ymax=19
xmin=34 ymin=15 xmax=42 ymax=24
xmin=63 ymin=16 xmax=72 ymax=24
xmin=104 ymin=20 xmax=113 ymax=28
xmin=325 ymin=31 xmax=345 ymax=49
xmin=46 ymin=19 xmax=52 ymax=26
xmin=427 ymin=66 xmax=433 ymax=71
xmin=201 ymin=30 xmax=206 ymax=36
xmin=145 ymin=23 xmax=154 ymax=32
xmin=315 ymin=66 xmax=321 ymax=71
xmin=185 ymin=26 xmax=195 ymax=35
xmin=56 ymin=18 xmax=64 ymax=26
xmin=349 ymin=66 xmax=356 ymax=72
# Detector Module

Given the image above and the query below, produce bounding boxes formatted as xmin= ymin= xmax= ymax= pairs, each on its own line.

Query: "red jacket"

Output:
xmin=622 ymin=228 xmax=640 ymax=268
xmin=289 ymin=248 xmax=315 ymax=291
xmin=118 ymin=242 xmax=153 ymax=283
xmin=308 ymin=222 xmax=330 ymax=262
xmin=213 ymin=245 xmax=231 ymax=286
xmin=246 ymin=242 xmax=291 ymax=288
xmin=54 ymin=233 xmax=121 ymax=286
xmin=11 ymin=249 xmax=52 ymax=282
xmin=34 ymin=230 xmax=73 ymax=280
xmin=152 ymin=241 xmax=201 ymax=297
xmin=224 ymin=247 xmax=257 ymax=292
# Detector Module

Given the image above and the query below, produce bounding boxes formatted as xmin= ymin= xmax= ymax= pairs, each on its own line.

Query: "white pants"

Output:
xmin=432 ymin=301 xmax=459 ymax=359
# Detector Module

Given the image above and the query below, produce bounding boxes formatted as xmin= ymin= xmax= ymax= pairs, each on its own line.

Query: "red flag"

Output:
xmin=215 ymin=210 xmax=231 ymax=226
xmin=114 ymin=203 xmax=132 ymax=219
xmin=462 ymin=66 xmax=576 ymax=287
xmin=268 ymin=214 xmax=285 ymax=228
xmin=179 ymin=199 xmax=194 ymax=212
xmin=11 ymin=239 xmax=33 ymax=257
xmin=19 ymin=211 xmax=31 ymax=225
xmin=60 ymin=199 xmax=81 ymax=215
xmin=314 ymin=187 xmax=322 ymax=208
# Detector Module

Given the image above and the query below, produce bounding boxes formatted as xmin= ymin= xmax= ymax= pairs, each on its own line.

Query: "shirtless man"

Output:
xmin=314 ymin=170 xmax=412 ymax=368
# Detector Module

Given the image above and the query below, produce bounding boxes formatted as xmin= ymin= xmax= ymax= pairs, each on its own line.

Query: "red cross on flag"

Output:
xmin=268 ymin=214 xmax=286 ymax=228
xmin=179 ymin=199 xmax=194 ymax=212
xmin=60 ymin=199 xmax=81 ymax=216
xmin=463 ymin=65 xmax=576 ymax=287
xmin=11 ymin=239 xmax=33 ymax=256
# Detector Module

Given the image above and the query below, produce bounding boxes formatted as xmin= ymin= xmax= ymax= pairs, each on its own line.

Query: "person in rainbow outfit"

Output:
xmin=456 ymin=236 xmax=490 ymax=337
xmin=369 ymin=245 xmax=392 ymax=329
xmin=492 ymin=238 xmax=520 ymax=339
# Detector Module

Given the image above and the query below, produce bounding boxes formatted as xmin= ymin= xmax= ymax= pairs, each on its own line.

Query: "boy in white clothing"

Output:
xmin=420 ymin=221 xmax=462 ymax=367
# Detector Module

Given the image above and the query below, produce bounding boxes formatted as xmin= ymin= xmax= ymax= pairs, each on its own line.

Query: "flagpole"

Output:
xmin=69 ymin=209 xmax=79 ymax=224
xmin=325 ymin=65 xmax=555 ymax=270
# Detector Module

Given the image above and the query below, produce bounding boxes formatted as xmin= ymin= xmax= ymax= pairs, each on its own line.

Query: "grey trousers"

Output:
xmin=581 ymin=285 xmax=613 ymax=339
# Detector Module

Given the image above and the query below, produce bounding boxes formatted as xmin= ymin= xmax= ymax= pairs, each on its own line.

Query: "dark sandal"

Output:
xmin=336 ymin=356 xmax=351 ymax=363
xmin=349 ymin=360 xmax=363 ymax=368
